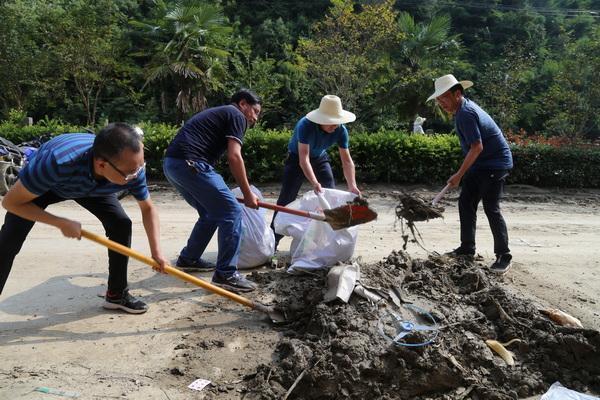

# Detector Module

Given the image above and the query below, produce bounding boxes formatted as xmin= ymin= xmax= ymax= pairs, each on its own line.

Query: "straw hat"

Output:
xmin=427 ymin=74 xmax=473 ymax=102
xmin=306 ymin=95 xmax=356 ymax=125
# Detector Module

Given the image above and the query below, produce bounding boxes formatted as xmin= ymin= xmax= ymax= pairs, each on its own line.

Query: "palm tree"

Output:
xmin=387 ymin=13 xmax=464 ymax=122
xmin=132 ymin=0 xmax=231 ymax=120
xmin=395 ymin=13 xmax=458 ymax=71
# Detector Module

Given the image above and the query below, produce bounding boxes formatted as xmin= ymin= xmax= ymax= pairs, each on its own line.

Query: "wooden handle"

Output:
xmin=432 ymin=184 xmax=451 ymax=206
xmin=80 ymin=229 xmax=256 ymax=309
xmin=236 ymin=198 xmax=325 ymax=221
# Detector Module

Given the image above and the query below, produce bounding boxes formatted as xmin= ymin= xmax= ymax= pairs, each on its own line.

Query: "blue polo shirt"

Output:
xmin=455 ymin=98 xmax=513 ymax=170
xmin=288 ymin=117 xmax=349 ymax=158
xmin=19 ymin=133 xmax=149 ymax=200
xmin=165 ymin=105 xmax=247 ymax=166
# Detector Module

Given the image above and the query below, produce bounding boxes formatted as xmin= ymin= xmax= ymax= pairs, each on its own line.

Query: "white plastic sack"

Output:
xmin=273 ymin=188 xmax=358 ymax=273
xmin=232 ymin=186 xmax=275 ymax=269
xmin=541 ymin=382 xmax=599 ymax=400
xmin=324 ymin=263 xmax=360 ymax=303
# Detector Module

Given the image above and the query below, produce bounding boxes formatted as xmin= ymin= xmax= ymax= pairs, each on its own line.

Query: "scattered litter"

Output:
xmin=541 ymin=381 xmax=600 ymax=400
xmin=485 ymin=338 xmax=522 ymax=366
xmin=353 ymin=283 xmax=386 ymax=305
xmin=378 ymin=304 xmax=439 ymax=347
xmin=34 ymin=387 xmax=79 ymax=398
xmin=514 ymin=238 xmax=544 ymax=247
xmin=541 ymin=308 xmax=584 ymax=328
xmin=323 ymin=263 xmax=359 ymax=303
xmin=188 ymin=379 xmax=211 ymax=392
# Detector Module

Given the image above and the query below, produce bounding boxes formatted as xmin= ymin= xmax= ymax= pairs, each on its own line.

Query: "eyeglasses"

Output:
xmin=105 ymin=158 xmax=146 ymax=182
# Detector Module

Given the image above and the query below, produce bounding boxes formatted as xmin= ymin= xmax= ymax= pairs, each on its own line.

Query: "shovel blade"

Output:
xmin=324 ymin=203 xmax=378 ymax=230
xmin=254 ymin=303 xmax=287 ymax=324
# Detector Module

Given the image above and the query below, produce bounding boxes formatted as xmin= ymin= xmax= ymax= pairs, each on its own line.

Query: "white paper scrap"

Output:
xmin=188 ymin=379 xmax=211 ymax=391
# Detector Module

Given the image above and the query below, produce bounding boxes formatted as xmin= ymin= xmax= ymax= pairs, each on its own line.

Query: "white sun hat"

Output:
xmin=306 ymin=95 xmax=356 ymax=125
xmin=427 ymin=74 xmax=473 ymax=102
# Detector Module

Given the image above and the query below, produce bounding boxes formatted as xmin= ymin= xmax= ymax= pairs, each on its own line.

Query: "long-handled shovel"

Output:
xmin=431 ymin=183 xmax=451 ymax=206
xmin=80 ymin=229 xmax=286 ymax=324
xmin=237 ymin=197 xmax=377 ymax=230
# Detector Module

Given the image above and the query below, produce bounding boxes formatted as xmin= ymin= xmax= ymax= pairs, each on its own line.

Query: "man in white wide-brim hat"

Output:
xmin=427 ymin=74 xmax=514 ymax=275
xmin=270 ymin=95 xmax=360 ymax=249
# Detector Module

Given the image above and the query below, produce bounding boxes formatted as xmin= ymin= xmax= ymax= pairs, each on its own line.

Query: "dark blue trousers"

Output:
xmin=459 ymin=168 xmax=510 ymax=256
xmin=271 ymin=152 xmax=335 ymax=246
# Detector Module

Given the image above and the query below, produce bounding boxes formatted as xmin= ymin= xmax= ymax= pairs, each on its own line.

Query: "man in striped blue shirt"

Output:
xmin=0 ymin=123 xmax=167 ymax=314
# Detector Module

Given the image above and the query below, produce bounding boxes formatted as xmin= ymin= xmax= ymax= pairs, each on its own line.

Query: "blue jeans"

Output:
xmin=163 ymin=157 xmax=240 ymax=275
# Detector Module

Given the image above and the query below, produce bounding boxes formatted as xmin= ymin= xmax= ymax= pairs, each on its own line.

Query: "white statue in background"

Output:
xmin=413 ymin=115 xmax=426 ymax=134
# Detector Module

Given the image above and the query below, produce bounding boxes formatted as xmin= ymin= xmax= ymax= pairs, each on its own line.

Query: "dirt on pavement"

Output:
xmin=239 ymin=254 xmax=599 ymax=399
xmin=0 ymin=184 xmax=599 ymax=399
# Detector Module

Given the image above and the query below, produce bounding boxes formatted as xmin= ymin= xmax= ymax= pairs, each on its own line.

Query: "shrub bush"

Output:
xmin=138 ymin=122 xmax=180 ymax=178
xmin=510 ymin=144 xmax=600 ymax=187
xmin=0 ymin=120 xmax=80 ymax=143
xmin=3 ymin=120 xmax=600 ymax=188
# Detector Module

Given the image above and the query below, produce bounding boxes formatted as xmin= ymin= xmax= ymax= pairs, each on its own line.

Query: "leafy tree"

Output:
xmin=50 ymin=0 xmax=127 ymax=125
xmin=0 ymin=1 xmax=65 ymax=119
xmin=251 ymin=18 xmax=293 ymax=60
xmin=475 ymin=45 xmax=537 ymax=131
xmin=297 ymin=0 xmax=402 ymax=130
xmin=0 ymin=1 xmax=36 ymax=113
xmin=222 ymin=0 xmax=331 ymax=40
xmin=225 ymin=45 xmax=286 ymax=125
xmin=224 ymin=21 xmax=315 ymax=128
xmin=535 ymin=26 xmax=600 ymax=138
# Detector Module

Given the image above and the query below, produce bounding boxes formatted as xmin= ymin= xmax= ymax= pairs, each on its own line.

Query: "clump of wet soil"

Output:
xmin=325 ymin=196 xmax=378 ymax=230
xmin=242 ymin=251 xmax=600 ymax=400
xmin=395 ymin=193 xmax=444 ymax=250
xmin=395 ymin=194 xmax=444 ymax=223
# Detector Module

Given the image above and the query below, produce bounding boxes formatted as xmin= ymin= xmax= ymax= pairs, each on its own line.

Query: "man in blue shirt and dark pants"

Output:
xmin=428 ymin=74 xmax=514 ymax=274
xmin=0 ymin=123 xmax=167 ymax=313
xmin=163 ymin=89 xmax=261 ymax=293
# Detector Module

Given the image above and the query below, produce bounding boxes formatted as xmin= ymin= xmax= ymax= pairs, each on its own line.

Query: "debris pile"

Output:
xmin=242 ymin=251 xmax=600 ymax=400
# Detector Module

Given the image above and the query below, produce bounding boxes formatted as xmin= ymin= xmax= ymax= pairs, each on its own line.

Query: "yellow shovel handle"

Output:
xmin=80 ymin=229 xmax=256 ymax=310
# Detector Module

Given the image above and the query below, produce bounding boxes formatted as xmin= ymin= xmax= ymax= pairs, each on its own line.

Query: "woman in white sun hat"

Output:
xmin=270 ymin=95 xmax=360 ymax=249
xmin=428 ymin=74 xmax=513 ymax=275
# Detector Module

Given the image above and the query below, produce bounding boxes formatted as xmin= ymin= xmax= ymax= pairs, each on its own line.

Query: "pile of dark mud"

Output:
xmin=241 ymin=251 xmax=600 ymax=400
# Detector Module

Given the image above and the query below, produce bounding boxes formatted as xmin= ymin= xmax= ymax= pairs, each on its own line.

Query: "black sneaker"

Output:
xmin=212 ymin=271 xmax=257 ymax=293
xmin=445 ymin=247 xmax=475 ymax=258
xmin=176 ymin=256 xmax=215 ymax=272
xmin=490 ymin=253 xmax=513 ymax=275
xmin=103 ymin=289 xmax=148 ymax=314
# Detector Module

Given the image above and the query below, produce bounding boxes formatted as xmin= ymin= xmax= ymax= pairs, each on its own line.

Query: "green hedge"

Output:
xmin=133 ymin=127 xmax=600 ymax=188
xmin=510 ymin=144 xmax=600 ymax=187
xmin=0 ymin=121 xmax=80 ymax=143
xmin=3 ymin=120 xmax=600 ymax=188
